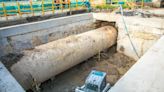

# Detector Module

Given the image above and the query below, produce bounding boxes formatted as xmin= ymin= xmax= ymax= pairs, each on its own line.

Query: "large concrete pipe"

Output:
xmin=10 ymin=26 xmax=117 ymax=90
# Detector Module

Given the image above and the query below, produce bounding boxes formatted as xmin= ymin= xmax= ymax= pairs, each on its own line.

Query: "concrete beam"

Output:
xmin=0 ymin=62 xmax=25 ymax=92
xmin=0 ymin=13 xmax=93 ymax=38
xmin=92 ymin=13 xmax=118 ymax=22
xmin=109 ymin=36 xmax=164 ymax=92
xmin=0 ymin=13 xmax=94 ymax=56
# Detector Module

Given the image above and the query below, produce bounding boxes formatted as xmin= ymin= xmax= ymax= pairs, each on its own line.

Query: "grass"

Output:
xmin=94 ymin=4 xmax=131 ymax=9
xmin=95 ymin=4 xmax=118 ymax=9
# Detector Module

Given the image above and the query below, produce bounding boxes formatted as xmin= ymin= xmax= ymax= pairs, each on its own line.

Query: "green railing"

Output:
xmin=0 ymin=0 xmax=90 ymax=20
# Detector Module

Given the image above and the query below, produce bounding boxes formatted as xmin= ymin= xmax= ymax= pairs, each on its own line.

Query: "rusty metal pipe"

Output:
xmin=10 ymin=26 xmax=117 ymax=90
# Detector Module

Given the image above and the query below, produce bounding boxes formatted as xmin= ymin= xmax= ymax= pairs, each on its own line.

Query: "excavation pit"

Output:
xmin=40 ymin=46 xmax=136 ymax=92
xmin=0 ymin=15 xmax=136 ymax=91
xmin=0 ymin=45 xmax=136 ymax=92
xmin=0 ymin=9 xmax=164 ymax=92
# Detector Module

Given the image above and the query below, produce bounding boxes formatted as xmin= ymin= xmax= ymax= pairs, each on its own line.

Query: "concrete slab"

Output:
xmin=109 ymin=36 xmax=164 ymax=92
xmin=0 ymin=61 xmax=25 ymax=92
xmin=92 ymin=12 xmax=118 ymax=22
xmin=145 ymin=9 xmax=164 ymax=16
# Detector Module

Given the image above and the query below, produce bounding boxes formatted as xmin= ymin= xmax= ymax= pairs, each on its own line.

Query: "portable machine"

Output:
xmin=75 ymin=70 xmax=111 ymax=92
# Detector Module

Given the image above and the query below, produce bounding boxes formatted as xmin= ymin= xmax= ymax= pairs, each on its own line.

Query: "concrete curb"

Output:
xmin=109 ymin=36 xmax=164 ymax=92
xmin=0 ymin=61 xmax=25 ymax=92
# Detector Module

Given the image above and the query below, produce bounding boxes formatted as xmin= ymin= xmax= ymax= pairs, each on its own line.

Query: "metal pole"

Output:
xmin=60 ymin=0 xmax=63 ymax=12
xmin=68 ymin=0 xmax=72 ymax=15
xmin=76 ymin=0 xmax=78 ymax=10
xmin=52 ymin=0 xmax=55 ymax=14
xmin=42 ymin=0 xmax=45 ymax=16
xmin=2 ymin=2 xmax=8 ymax=20
xmin=141 ymin=0 xmax=144 ymax=8
xmin=17 ymin=2 xmax=22 ymax=17
xmin=104 ymin=0 xmax=106 ymax=5
xmin=30 ymin=1 xmax=34 ymax=16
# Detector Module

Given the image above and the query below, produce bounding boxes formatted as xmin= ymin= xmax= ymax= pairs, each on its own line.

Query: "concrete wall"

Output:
xmin=0 ymin=13 xmax=94 ymax=57
xmin=116 ymin=16 xmax=164 ymax=60
xmin=92 ymin=11 xmax=164 ymax=60
xmin=109 ymin=36 xmax=164 ymax=92
xmin=0 ymin=61 xmax=25 ymax=92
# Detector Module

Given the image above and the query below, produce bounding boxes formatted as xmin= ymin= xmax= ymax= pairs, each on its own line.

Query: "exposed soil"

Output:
xmin=0 ymin=53 xmax=23 ymax=70
xmin=38 ymin=46 xmax=136 ymax=92
xmin=0 ymin=45 xmax=136 ymax=92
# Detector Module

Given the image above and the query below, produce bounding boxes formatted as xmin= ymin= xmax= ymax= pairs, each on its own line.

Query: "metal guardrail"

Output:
xmin=0 ymin=0 xmax=152 ymax=21
xmin=0 ymin=0 xmax=89 ymax=20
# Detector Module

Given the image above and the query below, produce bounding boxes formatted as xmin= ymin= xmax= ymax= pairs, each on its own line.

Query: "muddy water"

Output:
xmin=38 ymin=46 xmax=136 ymax=92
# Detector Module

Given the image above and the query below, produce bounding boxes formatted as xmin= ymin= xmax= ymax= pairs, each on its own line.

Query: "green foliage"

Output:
xmin=122 ymin=4 xmax=131 ymax=9
xmin=94 ymin=4 xmax=131 ymax=10
xmin=95 ymin=5 xmax=118 ymax=9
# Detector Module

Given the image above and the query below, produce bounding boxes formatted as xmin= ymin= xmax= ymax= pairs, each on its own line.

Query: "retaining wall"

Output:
xmin=92 ymin=10 xmax=164 ymax=60
xmin=116 ymin=16 xmax=164 ymax=60
xmin=0 ymin=13 xmax=94 ymax=57
xmin=0 ymin=61 xmax=25 ymax=92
